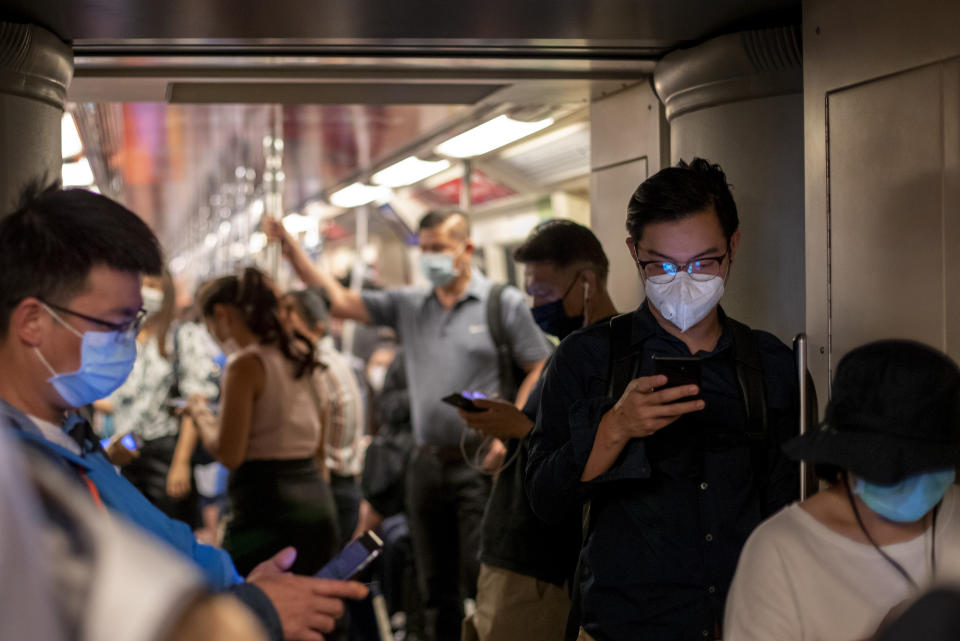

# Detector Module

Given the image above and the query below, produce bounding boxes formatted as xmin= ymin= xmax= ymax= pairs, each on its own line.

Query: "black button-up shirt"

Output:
xmin=525 ymin=304 xmax=800 ymax=641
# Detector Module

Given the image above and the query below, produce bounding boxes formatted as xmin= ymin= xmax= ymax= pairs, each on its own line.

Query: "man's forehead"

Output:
xmin=70 ymin=266 xmax=142 ymax=315
xmin=524 ymin=262 xmax=567 ymax=291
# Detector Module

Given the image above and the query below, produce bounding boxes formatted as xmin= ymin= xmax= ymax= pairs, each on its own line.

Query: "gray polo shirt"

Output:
xmin=361 ymin=271 xmax=551 ymax=446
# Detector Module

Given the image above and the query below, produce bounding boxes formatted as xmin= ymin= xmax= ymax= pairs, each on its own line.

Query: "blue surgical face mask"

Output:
xmin=34 ymin=305 xmax=138 ymax=407
xmin=853 ymin=469 xmax=956 ymax=523
xmin=420 ymin=250 xmax=460 ymax=288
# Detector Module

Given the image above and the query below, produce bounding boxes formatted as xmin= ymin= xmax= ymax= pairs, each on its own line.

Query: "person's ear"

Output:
xmin=624 ymin=236 xmax=639 ymax=262
xmin=728 ymin=230 xmax=742 ymax=264
xmin=11 ymin=298 xmax=46 ymax=348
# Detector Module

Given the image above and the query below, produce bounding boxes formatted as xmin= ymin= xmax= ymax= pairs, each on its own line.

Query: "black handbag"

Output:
xmin=361 ymin=426 xmax=414 ymax=518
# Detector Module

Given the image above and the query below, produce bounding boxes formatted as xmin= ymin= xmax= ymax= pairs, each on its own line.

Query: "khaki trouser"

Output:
xmin=576 ymin=629 xmax=597 ymax=641
xmin=462 ymin=564 xmax=571 ymax=641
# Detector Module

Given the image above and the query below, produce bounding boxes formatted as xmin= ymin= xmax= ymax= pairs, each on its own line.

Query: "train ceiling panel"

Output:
xmin=4 ymin=0 xmax=799 ymax=55
xmin=493 ymin=121 xmax=590 ymax=188
xmin=165 ymin=83 xmax=505 ymax=105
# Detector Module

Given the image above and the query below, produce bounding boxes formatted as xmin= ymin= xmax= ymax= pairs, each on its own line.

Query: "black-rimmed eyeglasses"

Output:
xmin=636 ymin=254 xmax=728 ymax=284
xmin=39 ymin=299 xmax=147 ymax=335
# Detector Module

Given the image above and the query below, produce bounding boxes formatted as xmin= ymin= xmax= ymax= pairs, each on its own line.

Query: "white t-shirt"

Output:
xmin=724 ymin=486 xmax=960 ymax=641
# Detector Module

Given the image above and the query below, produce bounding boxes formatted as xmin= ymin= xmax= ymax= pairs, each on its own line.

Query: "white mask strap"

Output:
xmin=34 ymin=347 xmax=59 ymax=378
xmin=41 ymin=303 xmax=84 ymax=340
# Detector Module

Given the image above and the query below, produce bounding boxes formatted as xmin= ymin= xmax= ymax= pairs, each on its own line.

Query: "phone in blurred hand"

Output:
xmin=316 ymin=531 xmax=384 ymax=580
xmin=100 ymin=433 xmax=140 ymax=452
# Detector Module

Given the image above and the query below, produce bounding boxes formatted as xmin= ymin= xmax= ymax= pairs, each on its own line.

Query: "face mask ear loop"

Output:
xmin=41 ymin=303 xmax=83 ymax=340
xmin=33 ymin=346 xmax=59 ymax=378
xmin=845 ymin=474 xmax=921 ymax=588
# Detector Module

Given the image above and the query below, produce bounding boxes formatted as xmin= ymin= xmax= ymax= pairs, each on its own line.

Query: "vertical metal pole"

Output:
xmin=795 ymin=333 xmax=810 ymax=499
xmin=460 ymin=159 xmax=473 ymax=213
xmin=264 ymin=105 xmax=284 ymax=282
xmin=342 ymin=204 xmax=369 ymax=358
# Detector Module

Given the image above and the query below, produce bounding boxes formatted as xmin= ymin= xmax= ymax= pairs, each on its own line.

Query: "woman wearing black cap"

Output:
xmin=724 ymin=340 xmax=960 ymax=641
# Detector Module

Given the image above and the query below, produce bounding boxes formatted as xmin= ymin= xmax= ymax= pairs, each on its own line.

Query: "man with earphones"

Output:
xmin=458 ymin=220 xmax=619 ymax=641
xmin=525 ymin=159 xmax=801 ymax=641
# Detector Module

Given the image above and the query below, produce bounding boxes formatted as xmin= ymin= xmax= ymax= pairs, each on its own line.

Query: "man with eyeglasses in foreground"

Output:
xmin=525 ymin=158 xmax=800 ymax=641
xmin=0 ymin=187 xmax=367 ymax=641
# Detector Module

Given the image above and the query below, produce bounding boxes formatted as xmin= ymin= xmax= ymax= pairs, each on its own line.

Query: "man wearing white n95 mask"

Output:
xmin=526 ymin=158 xmax=801 ymax=641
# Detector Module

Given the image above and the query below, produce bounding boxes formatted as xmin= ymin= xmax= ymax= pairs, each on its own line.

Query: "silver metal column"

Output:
xmin=0 ymin=21 xmax=72 ymax=215
xmin=653 ymin=27 xmax=804 ymax=346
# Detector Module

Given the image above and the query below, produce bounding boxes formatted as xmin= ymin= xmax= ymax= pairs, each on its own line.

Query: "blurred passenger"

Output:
xmin=876 ymin=585 xmax=960 ymax=641
xmin=526 ymin=159 xmax=801 ymax=641
xmin=359 ymin=348 xmax=427 ymax=641
xmin=0 ymin=426 xmax=267 ymax=641
xmin=725 ymin=340 xmax=960 ymax=641
xmin=101 ymin=270 xmax=220 ymax=528
xmin=0 ymin=187 xmax=366 ymax=641
xmin=279 ymin=287 xmax=367 ymax=545
xmin=186 ymin=268 xmax=340 ymax=576
xmin=267 ymin=211 xmax=551 ymax=641
xmin=460 ymin=220 xmax=616 ymax=641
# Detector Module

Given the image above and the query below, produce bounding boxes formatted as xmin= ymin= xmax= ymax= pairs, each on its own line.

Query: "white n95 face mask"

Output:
xmin=644 ymin=272 xmax=724 ymax=332
xmin=141 ymin=287 xmax=164 ymax=316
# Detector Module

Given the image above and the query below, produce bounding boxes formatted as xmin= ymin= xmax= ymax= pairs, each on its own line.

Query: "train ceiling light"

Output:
xmin=434 ymin=114 xmax=554 ymax=158
xmin=372 ymin=156 xmax=451 ymax=188
xmin=329 ymin=182 xmax=392 ymax=208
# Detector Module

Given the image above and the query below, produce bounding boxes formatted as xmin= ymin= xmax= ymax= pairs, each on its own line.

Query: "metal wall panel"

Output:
xmin=670 ymin=93 xmax=804 ymax=345
xmin=589 ymin=82 xmax=667 ymax=313
xmin=590 ymin=157 xmax=648 ymax=311
xmin=591 ymin=83 xmax=663 ymax=173
xmin=827 ymin=64 xmax=946 ymax=359
xmin=945 ymin=62 xmax=960 ymax=358
xmin=804 ymin=0 xmax=960 ymax=401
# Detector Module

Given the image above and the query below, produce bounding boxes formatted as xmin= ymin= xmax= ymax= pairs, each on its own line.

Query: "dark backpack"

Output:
xmin=487 ymin=283 xmax=529 ymax=402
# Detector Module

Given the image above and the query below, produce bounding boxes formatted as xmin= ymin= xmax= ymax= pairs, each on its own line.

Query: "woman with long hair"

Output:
xmin=184 ymin=267 xmax=339 ymax=576
xmin=106 ymin=270 xmax=218 ymax=527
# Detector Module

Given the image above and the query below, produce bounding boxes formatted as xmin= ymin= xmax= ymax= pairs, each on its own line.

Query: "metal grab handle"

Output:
xmin=793 ymin=333 xmax=810 ymax=500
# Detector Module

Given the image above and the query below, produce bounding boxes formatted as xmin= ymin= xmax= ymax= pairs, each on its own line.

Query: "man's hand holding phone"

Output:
xmin=582 ymin=374 xmax=705 ymax=482
xmin=457 ymin=398 xmax=534 ymax=441
xmin=247 ymin=546 xmax=369 ymax=641
xmin=602 ymin=374 xmax=705 ymax=442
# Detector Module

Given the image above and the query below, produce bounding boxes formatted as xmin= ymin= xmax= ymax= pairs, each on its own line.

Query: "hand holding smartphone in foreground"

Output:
xmin=316 ymin=531 xmax=384 ymax=580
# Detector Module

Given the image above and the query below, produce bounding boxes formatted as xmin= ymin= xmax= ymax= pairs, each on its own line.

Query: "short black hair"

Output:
xmin=626 ymin=157 xmax=739 ymax=243
xmin=0 ymin=186 xmax=163 ymax=336
xmin=513 ymin=219 xmax=610 ymax=283
xmin=418 ymin=210 xmax=470 ymax=240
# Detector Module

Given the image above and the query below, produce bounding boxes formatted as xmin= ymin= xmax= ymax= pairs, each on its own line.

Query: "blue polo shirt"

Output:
xmin=361 ymin=271 xmax=551 ymax=447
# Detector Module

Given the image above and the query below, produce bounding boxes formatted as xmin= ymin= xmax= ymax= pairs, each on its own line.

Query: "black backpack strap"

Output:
xmin=725 ymin=318 xmax=768 ymax=439
xmin=724 ymin=317 xmax=771 ymax=515
xmin=607 ymin=313 xmax=641 ymax=399
xmin=487 ymin=283 xmax=517 ymax=401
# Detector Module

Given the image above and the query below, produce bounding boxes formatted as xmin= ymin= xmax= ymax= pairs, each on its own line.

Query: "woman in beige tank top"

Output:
xmin=186 ymin=267 xmax=339 ymax=576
